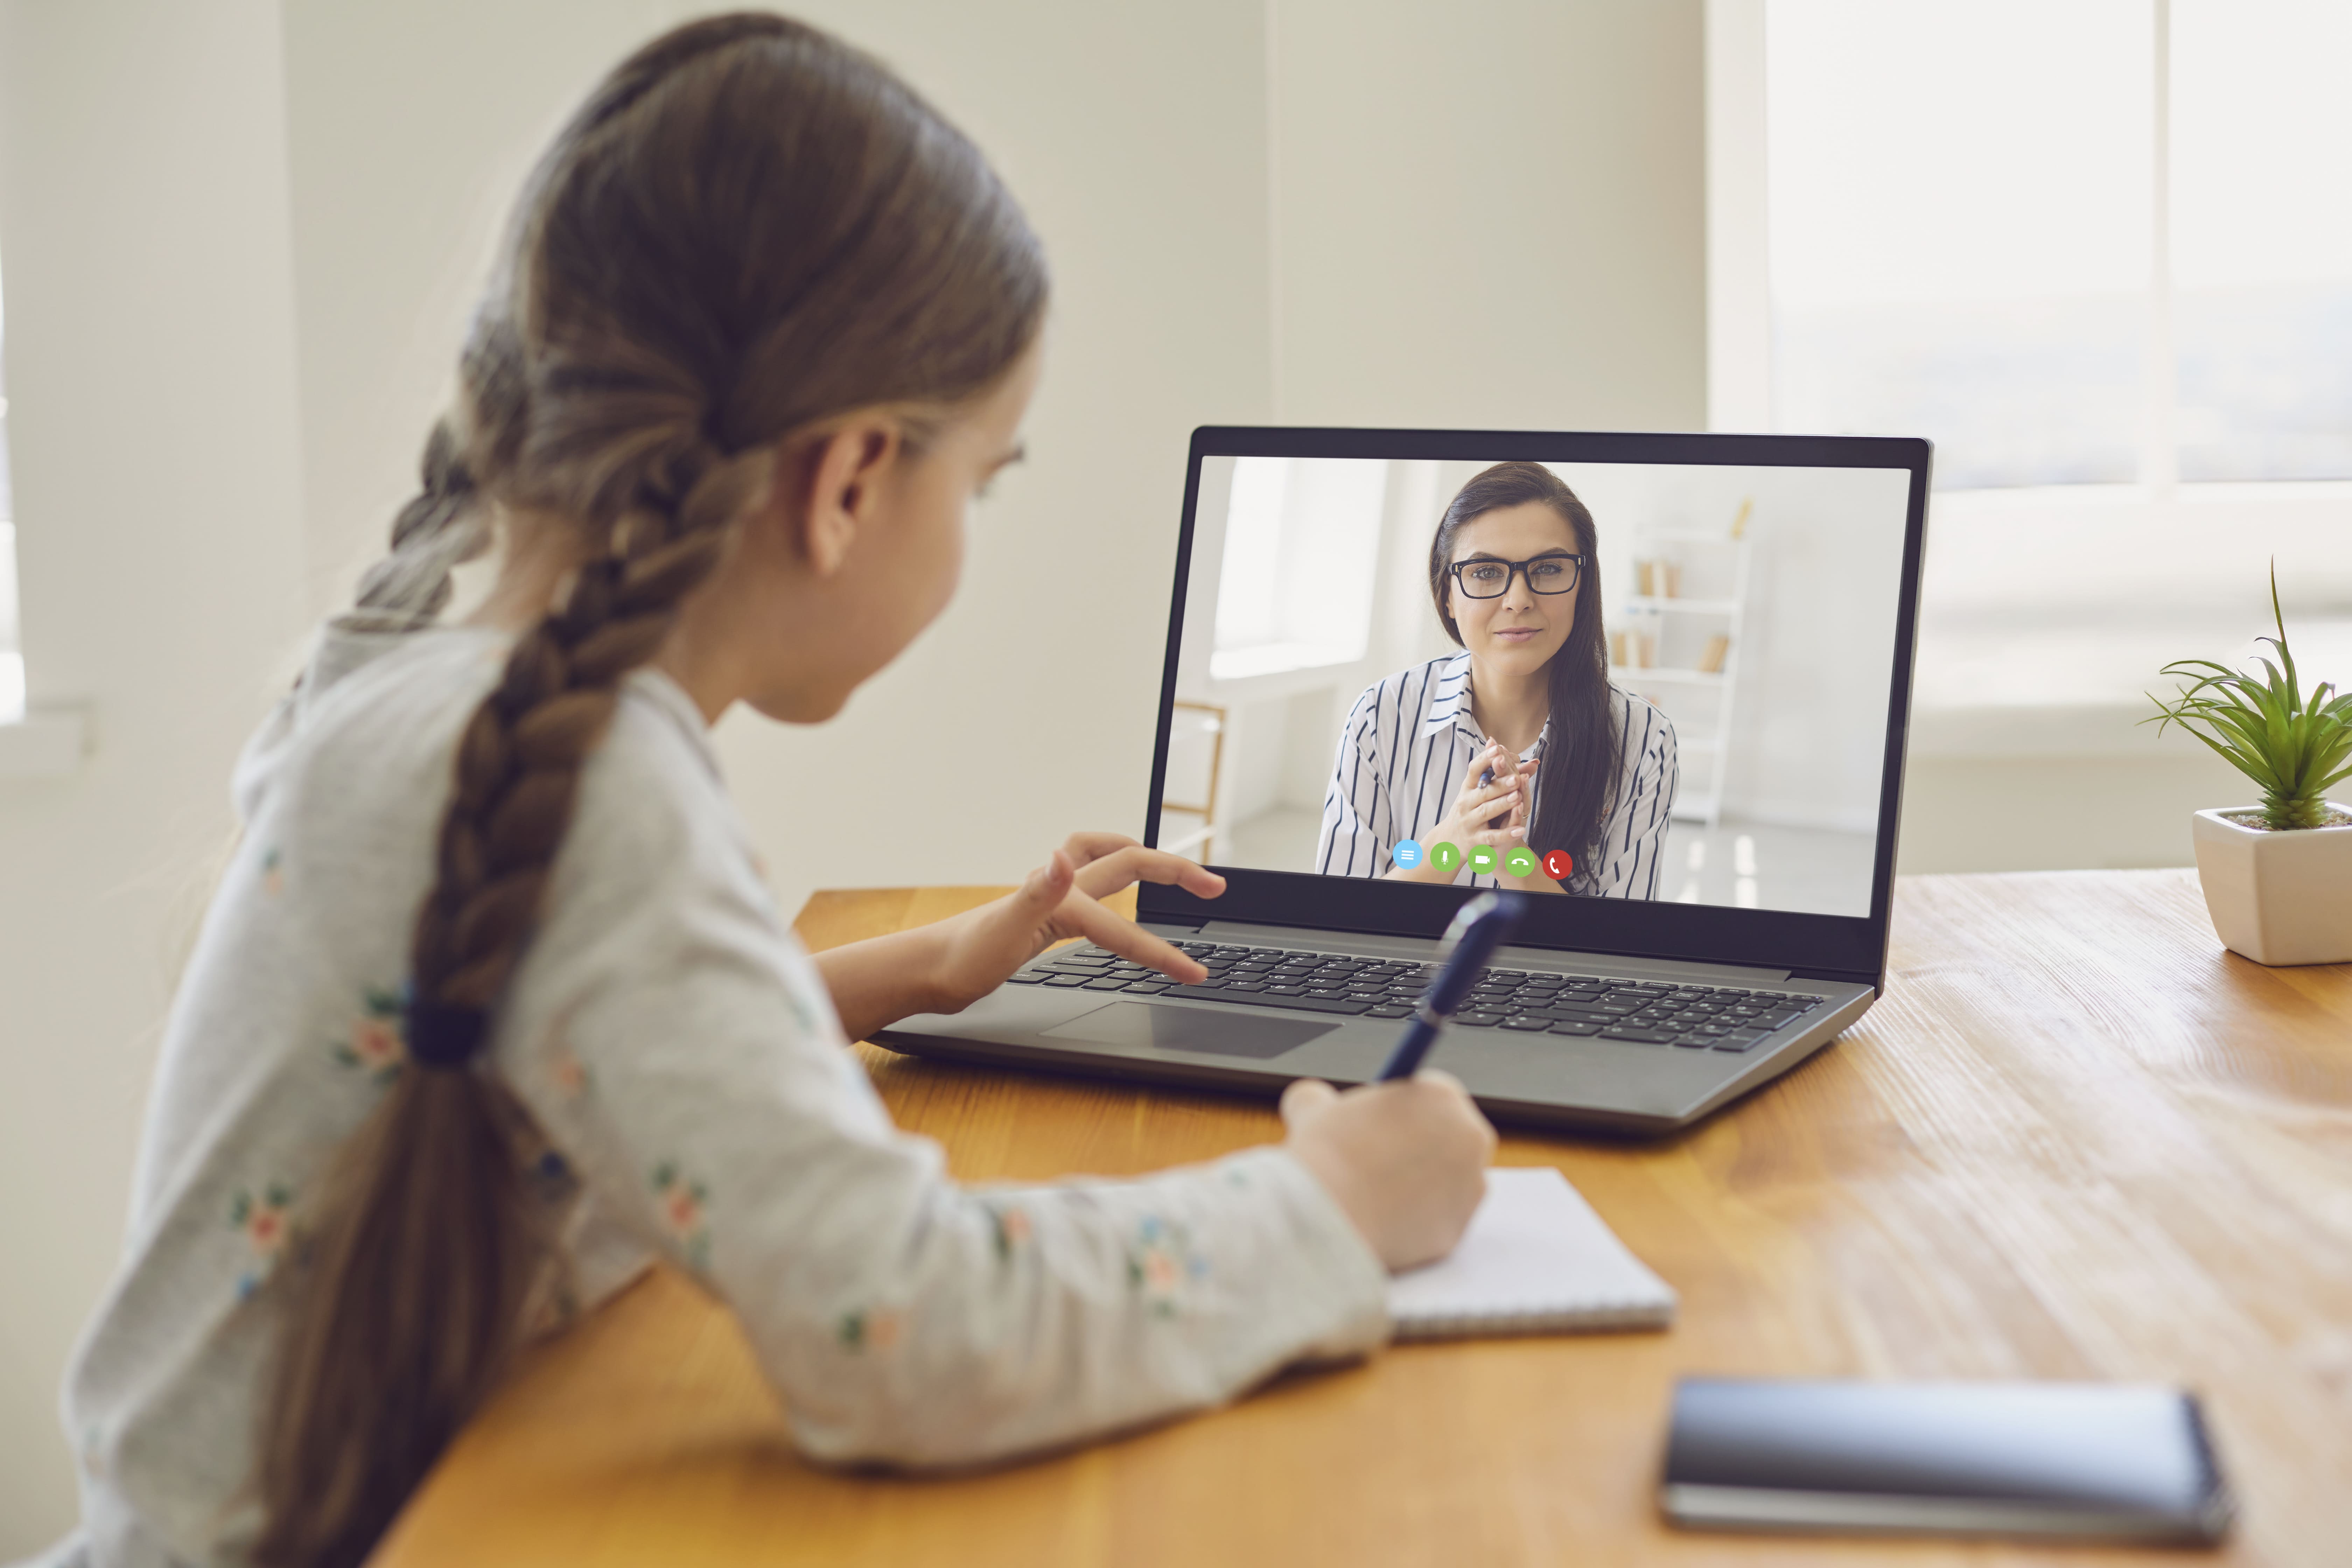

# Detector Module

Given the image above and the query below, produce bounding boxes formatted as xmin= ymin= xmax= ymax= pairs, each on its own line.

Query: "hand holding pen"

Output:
xmin=1379 ymin=892 xmax=1526 ymax=1080
xmin=1276 ymin=898 xmax=1513 ymax=1270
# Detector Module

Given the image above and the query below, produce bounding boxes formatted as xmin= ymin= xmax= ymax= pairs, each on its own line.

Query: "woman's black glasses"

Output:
xmin=1448 ymin=552 xmax=1584 ymax=599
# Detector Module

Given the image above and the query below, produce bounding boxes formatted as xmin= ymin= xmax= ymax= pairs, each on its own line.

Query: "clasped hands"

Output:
xmin=1391 ymin=741 xmax=1564 ymax=894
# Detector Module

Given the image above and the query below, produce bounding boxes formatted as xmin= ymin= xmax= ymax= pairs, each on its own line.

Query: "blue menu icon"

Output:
xmin=1393 ymin=838 xmax=1424 ymax=869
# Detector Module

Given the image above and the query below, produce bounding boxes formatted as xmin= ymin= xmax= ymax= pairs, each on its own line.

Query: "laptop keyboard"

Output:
xmin=1008 ymin=940 xmax=1826 ymax=1054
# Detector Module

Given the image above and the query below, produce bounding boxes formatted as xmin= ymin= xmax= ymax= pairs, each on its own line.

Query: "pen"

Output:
xmin=1377 ymin=891 xmax=1526 ymax=1080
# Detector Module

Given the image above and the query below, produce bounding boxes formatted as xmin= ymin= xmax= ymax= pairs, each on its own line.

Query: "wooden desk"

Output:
xmin=377 ymin=871 xmax=2352 ymax=1567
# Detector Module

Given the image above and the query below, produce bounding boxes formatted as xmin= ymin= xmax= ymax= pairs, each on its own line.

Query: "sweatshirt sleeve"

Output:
xmin=498 ymin=701 xmax=1391 ymax=1468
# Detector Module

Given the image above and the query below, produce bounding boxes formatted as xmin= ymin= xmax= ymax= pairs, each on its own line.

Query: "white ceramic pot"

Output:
xmin=2190 ymin=803 xmax=2352 ymax=966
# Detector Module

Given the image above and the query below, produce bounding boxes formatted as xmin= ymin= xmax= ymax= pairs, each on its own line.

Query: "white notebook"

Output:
xmin=1386 ymin=1166 xmax=1678 ymax=1340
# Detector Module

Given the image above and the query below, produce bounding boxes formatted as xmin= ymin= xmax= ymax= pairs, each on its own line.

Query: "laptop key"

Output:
xmin=1499 ymin=1016 xmax=1552 ymax=1032
xmin=1083 ymin=978 xmax=1128 ymax=990
xmin=1043 ymin=975 xmax=1091 ymax=987
xmin=1599 ymin=1027 xmax=1676 ymax=1044
xmin=1548 ymin=1021 xmax=1601 ymax=1036
xmin=1008 ymin=972 xmax=1049 ymax=983
xmin=1123 ymin=981 xmax=1169 ymax=995
xmin=1454 ymin=1011 xmax=1504 ymax=1028
xmin=1366 ymin=1004 xmax=1412 ymax=1018
xmin=1713 ymin=1036 xmax=1765 ymax=1052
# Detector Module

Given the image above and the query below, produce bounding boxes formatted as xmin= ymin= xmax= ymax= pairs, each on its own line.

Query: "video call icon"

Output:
xmin=1403 ymin=841 xmax=1573 ymax=881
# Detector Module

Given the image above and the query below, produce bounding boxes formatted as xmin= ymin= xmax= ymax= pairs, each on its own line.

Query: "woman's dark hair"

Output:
xmin=1426 ymin=461 xmax=1614 ymax=883
xmin=254 ymin=14 xmax=1048 ymax=1566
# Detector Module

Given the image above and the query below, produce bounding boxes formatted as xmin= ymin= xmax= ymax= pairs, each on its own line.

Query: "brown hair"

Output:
xmin=255 ymin=15 xmax=1046 ymax=1565
xmin=1426 ymin=462 xmax=1614 ymax=883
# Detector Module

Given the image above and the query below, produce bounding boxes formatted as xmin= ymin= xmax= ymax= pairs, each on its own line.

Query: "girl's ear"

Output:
xmin=768 ymin=416 xmax=904 ymax=575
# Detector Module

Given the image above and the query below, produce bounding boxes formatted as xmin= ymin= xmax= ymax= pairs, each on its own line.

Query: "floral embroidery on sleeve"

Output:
xmin=650 ymin=1161 xmax=711 ymax=1271
xmin=987 ymin=1203 xmax=1033 ymax=1263
xmin=541 ymin=1011 xmax=592 ymax=1100
xmin=836 ymin=1306 xmax=903 ymax=1352
xmin=230 ymin=1182 xmax=295 ymax=1298
xmin=331 ymin=986 xmax=406 ymax=1083
xmin=1128 ymin=1215 xmax=1208 ymax=1318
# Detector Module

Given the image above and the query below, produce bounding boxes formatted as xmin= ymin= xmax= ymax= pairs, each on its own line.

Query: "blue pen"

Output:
xmin=1377 ymin=891 xmax=1526 ymax=1080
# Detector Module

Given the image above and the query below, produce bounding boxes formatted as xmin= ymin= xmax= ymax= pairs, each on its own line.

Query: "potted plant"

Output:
xmin=2147 ymin=567 xmax=2352 ymax=966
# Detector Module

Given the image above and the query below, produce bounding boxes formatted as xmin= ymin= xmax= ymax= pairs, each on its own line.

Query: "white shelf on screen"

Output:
xmin=1619 ymin=595 xmax=1741 ymax=616
xmin=1639 ymin=528 xmax=1747 ymax=545
xmin=1610 ymin=665 xmax=1726 ymax=687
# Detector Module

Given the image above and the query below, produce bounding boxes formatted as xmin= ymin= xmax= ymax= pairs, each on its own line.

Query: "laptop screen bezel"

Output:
xmin=1136 ymin=425 xmax=1932 ymax=990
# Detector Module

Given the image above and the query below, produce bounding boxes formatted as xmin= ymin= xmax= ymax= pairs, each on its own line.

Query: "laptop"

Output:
xmin=879 ymin=426 xmax=1931 ymax=1134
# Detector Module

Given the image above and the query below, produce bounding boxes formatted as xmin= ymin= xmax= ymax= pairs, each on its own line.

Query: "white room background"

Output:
xmin=0 ymin=0 xmax=1704 ymax=1542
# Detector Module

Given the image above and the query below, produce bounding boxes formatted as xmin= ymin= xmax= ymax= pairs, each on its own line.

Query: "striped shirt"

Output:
xmin=1314 ymin=651 xmax=1678 ymax=897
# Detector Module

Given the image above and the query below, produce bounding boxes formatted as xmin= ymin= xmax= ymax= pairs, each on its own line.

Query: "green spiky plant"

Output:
xmin=2145 ymin=563 xmax=2352 ymax=832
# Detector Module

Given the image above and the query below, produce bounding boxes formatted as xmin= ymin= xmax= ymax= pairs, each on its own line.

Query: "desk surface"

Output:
xmin=377 ymin=870 xmax=2352 ymax=1568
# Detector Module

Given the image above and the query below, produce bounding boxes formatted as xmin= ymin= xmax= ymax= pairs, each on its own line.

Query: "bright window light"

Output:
xmin=0 ymin=282 xmax=18 ymax=724
xmin=1210 ymin=457 xmax=1387 ymax=681
xmin=2171 ymin=0 xmax=2352 ymax=480
xmin=1768 ymin=0 xmax=2151 ymax=489
xmin=1767 ymin=0 xmax=2352 ymax=490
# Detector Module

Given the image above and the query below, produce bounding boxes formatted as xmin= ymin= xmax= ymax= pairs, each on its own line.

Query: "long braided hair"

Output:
xmin=254 ymin=16 xmax=1046 ymax=1566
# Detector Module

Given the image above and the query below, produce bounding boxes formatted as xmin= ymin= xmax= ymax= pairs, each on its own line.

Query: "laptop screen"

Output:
xmin=1147 ymin=432 xmax=1924 ymax=939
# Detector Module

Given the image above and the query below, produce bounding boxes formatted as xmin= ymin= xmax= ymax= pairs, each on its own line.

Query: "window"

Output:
xmin=0 ymin=519 xmax=19 ymax=725
xmin=1728 ymin=0 xmax=2352 ymax=713
xmin=0 ymin=274 xmax=18 ymax=726
xmin=1769 ymin=0 xmax=2352 ymax=490
xmin=1209 ymin=456 xmax=1389 ymax=681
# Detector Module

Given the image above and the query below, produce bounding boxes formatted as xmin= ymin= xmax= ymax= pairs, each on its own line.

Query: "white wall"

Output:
xmin=1269 ymin=0 xmax=1707 ymax=429
xmin=0 ymin=0 xmax=1702 ymax=1547
xmin=0 ymin=0 xmax=313 ymax=1539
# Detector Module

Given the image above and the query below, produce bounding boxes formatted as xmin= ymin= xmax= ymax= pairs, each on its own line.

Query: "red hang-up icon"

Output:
xmin=1541 ymin=849 xmax=1574 ymax=881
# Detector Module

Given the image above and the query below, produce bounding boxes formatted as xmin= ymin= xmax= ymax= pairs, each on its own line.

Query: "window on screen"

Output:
xmin=1210 ymin=457 xmax=1387 ymax=681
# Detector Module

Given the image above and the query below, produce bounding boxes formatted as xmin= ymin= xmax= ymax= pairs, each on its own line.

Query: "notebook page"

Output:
xmin=1387 ymin=1166 xmax=1678 ymax=1340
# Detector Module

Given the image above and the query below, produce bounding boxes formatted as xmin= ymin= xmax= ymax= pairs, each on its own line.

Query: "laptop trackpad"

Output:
xmin=1043 ymin=1002 xmax=1335 ymax=1060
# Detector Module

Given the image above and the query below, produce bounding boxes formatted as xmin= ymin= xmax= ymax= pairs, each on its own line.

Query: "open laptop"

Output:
xmin=879 ymin=427 xmax=1931 ymax=1134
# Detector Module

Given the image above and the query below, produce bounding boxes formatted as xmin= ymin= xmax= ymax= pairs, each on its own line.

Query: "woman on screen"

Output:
xmin=1315 ymin=462 xmax=1676 ymax=897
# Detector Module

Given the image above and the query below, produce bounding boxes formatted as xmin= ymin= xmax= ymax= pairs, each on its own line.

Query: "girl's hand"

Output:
xmin=932 ymin=833 xmax=1227 ymax=1010
xmin=1280 ymin=1069 xmax=1496 ymax=1269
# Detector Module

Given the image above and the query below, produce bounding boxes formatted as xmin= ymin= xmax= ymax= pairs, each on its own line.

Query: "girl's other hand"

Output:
xmin=1279 ymin=1070 xmax=1496 ymax=1270
xmin=934 ymin=833 xmax=1226 ymax=1009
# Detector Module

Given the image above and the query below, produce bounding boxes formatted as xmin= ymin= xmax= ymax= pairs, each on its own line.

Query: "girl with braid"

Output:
xmin=31 ymin=15 xmax=1492 ymax=1568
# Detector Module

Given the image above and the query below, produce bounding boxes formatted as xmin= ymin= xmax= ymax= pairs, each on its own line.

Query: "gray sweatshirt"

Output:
xmin=26 ymin=619 xmax=1388 ymax=1568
